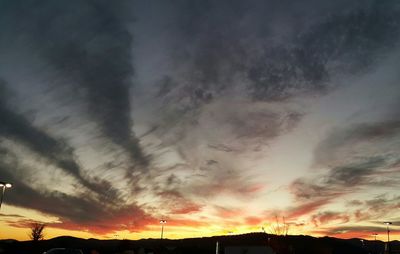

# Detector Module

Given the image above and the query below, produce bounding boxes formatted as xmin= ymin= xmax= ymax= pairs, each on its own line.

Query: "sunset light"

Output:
xmin=0 ymin=1 xmax=399 ymax=251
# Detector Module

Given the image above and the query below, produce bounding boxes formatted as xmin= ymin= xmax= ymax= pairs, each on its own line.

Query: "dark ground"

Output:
xmin=0 ymin=232 xmax=398 ymax=254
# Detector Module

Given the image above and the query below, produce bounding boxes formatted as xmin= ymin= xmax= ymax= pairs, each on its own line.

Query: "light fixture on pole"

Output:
xmin=384 ymin=221 xmax=392 ymax=253
xmin=372 ymin=233 xmax=378 ymax=241
xmin=160 ymin=220 xmax=167 ymax=239
xmin=384 ymin=222 xmax=392 ymax=242
xmin=0 ymin=182 xmax=12 ymax=210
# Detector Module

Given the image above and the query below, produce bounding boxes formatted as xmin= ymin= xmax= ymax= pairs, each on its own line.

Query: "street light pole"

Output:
xmin=384 ymin=222 xmax=392 ymax=253
xmin=160 ymin=220 xmax=167 ymax=239
xmin=0 ymin=182 xmax=12 ymax=210
xmin=372 ymin=233 xmax=378 ymax=241
xmin=384 ymin=222 xmax=392 ymax=242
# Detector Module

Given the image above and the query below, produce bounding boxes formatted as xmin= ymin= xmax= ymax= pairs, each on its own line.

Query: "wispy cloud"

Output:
xmin=287 ymin=118 xmax=400 ymax=228
xmin=311 ymin=211 xmax=350 ymax=227
xmin=0 ymin=81 xmax=121 ymax=200
xmin=0 ymin=157 xmax=154 ymax=235
xmin=1 ymin=0 xmax=400 ymax=237
xmin=0 ymin=0 xmax=148 ymax=169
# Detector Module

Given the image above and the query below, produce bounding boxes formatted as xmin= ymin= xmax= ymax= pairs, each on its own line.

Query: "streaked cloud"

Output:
xmin=0 ymin=0 xmax=399 ymax=239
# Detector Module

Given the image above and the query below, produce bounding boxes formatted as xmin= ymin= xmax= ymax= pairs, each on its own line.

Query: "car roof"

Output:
xmin=45 ymin=248 xmax=83 ymax=254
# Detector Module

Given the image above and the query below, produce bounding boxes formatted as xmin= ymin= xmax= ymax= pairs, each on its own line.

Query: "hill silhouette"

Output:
xmin=0 ymin=233 xmax=398 ymax=254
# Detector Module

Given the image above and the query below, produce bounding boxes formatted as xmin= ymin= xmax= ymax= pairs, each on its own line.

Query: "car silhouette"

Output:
xmin=43 ymin=248 xmax=83 ymax=254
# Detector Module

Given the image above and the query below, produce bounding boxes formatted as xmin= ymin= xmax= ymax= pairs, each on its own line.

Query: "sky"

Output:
xmin=0 ymin=0 xmax=400 ymax=241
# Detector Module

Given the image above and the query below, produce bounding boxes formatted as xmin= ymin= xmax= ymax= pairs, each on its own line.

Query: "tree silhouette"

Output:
xmin=269 ymin=216 xmax=290 ymax=236
xmin=29 ymin=222 xmax=46 ymax=241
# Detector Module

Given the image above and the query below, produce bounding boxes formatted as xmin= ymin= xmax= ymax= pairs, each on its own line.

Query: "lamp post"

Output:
xmin=384 ymin=222 xmax=392 ymax=253
xmin=384 ymin=222 xmax=392 ymax=242
xmin=0 ymin=182 xmax=12 ymax=210
xmin=160 ymin=220 xmax=167 ymax=239
xmin=372 ymin=233 xmax=378 ymax=241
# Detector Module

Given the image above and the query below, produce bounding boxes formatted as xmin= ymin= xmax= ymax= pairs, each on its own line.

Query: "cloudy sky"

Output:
xmin=0 ymin=0 xmax=400 ymax=241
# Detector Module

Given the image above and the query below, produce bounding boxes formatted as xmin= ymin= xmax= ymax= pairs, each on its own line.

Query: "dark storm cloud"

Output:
xmin=0 ymin=0 xmax=148 ymax=168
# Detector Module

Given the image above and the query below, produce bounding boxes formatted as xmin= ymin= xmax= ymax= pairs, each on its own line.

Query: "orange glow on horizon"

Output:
xmin=2 ymin=216 xmax=399 ymax=241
